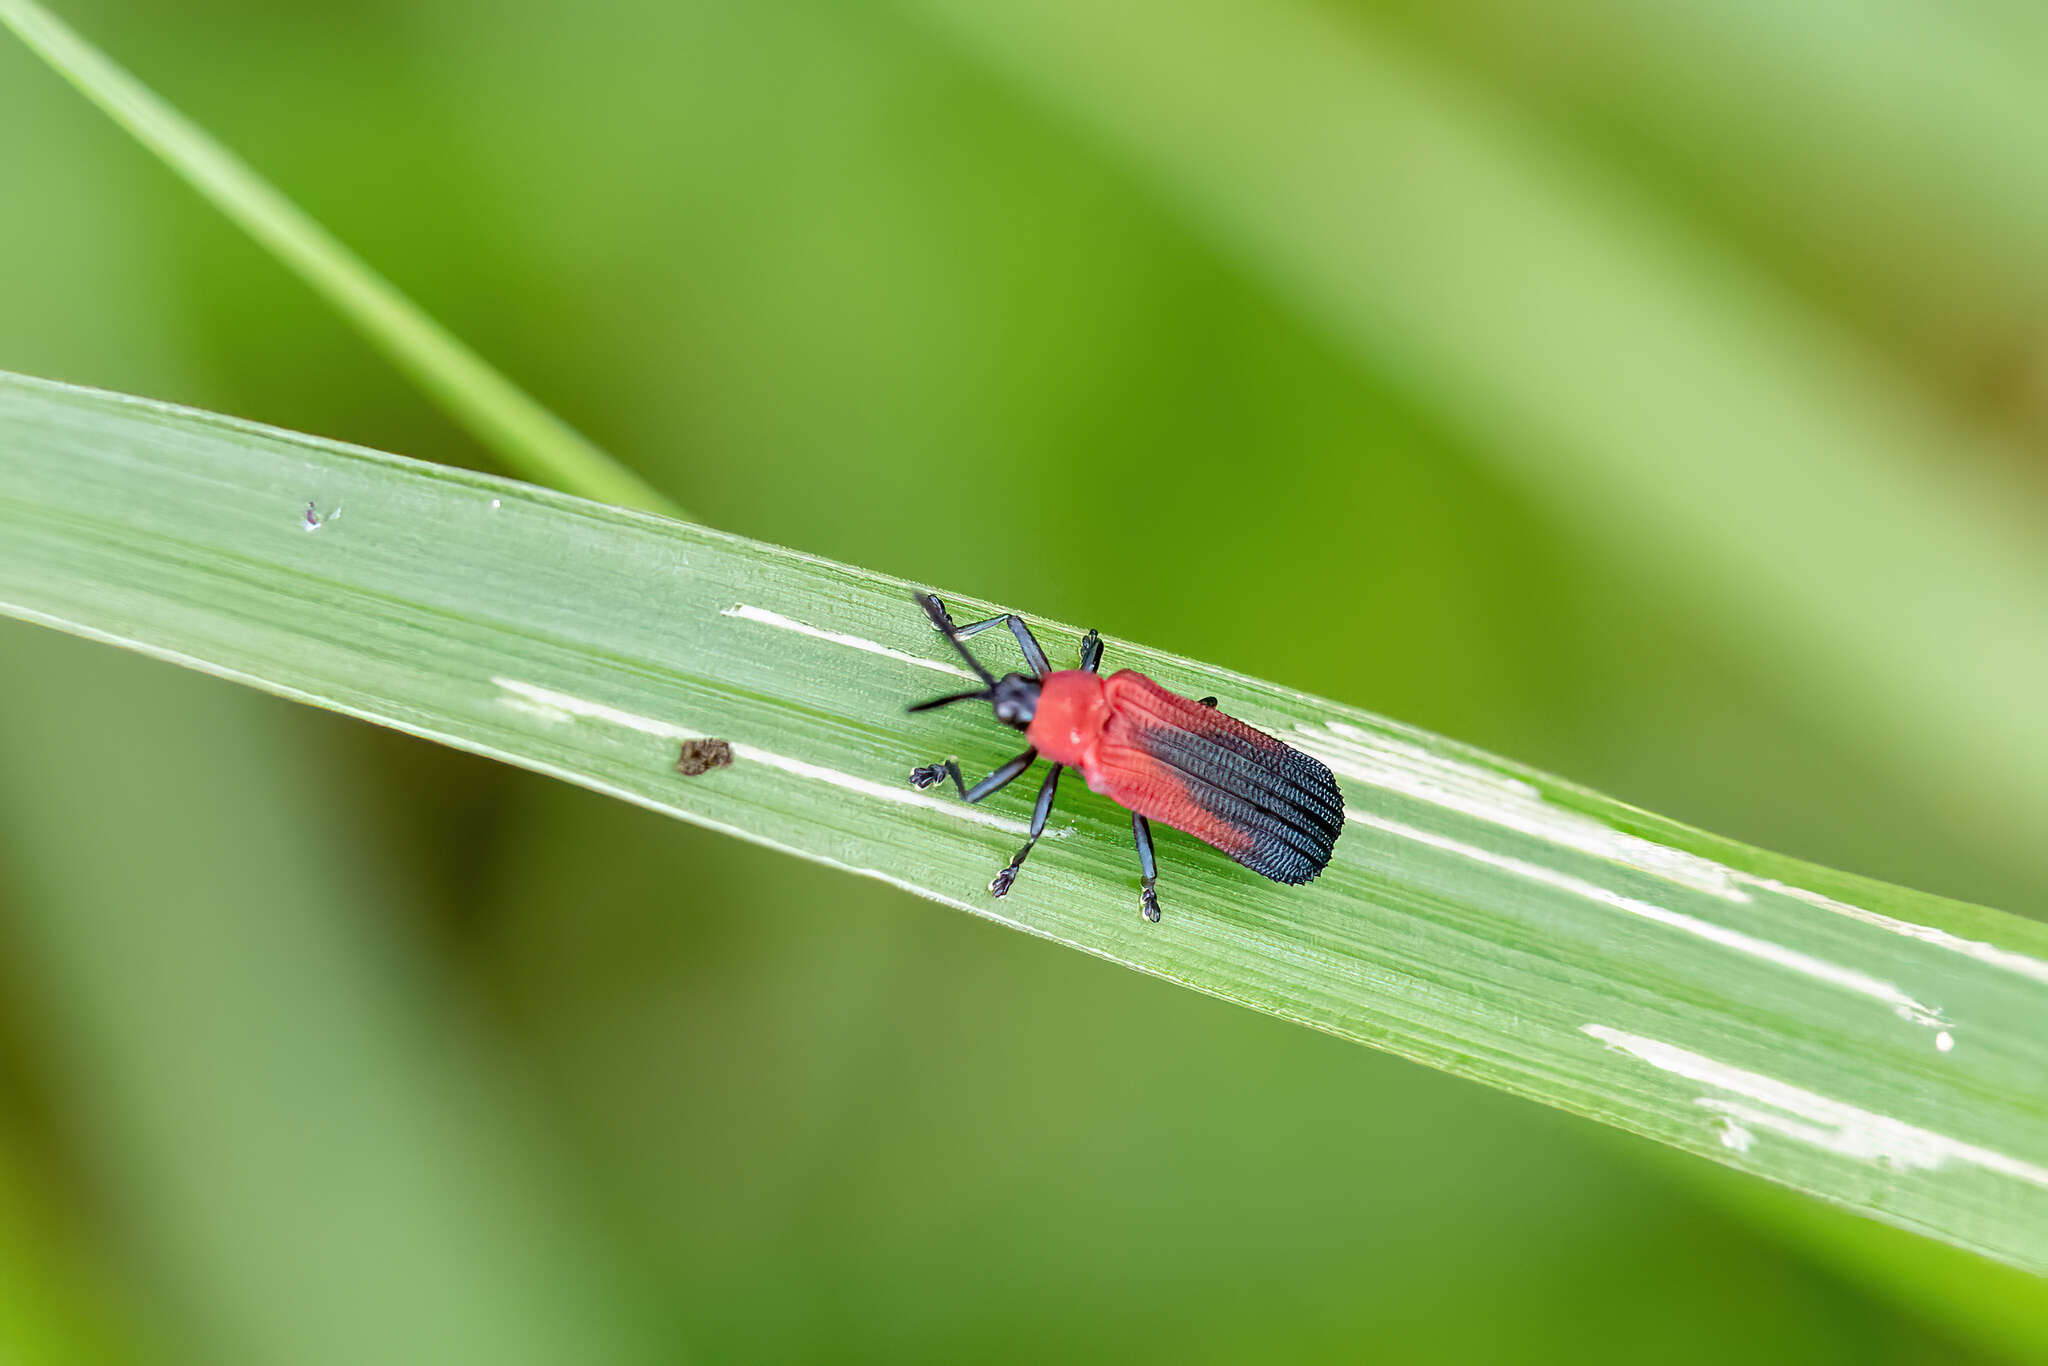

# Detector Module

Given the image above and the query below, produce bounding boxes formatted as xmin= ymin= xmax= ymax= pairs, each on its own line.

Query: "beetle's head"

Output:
xmin=988 ymin=672 xmax=1040 ymax=729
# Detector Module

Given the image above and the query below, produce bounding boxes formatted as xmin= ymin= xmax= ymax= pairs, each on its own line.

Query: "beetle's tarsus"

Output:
xmin=911 ymin=758 xmax=969 ymax=798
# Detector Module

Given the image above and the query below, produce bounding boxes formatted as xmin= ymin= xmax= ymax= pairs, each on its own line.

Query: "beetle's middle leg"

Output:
xmin=910 ymin=748 xmax=1037 ymax=802
xmin=989 ymin=764 xmax=1063 ymax=897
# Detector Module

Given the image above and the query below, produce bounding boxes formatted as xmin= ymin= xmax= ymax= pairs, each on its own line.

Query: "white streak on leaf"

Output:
xmin=492 ymin=676 xmax=1051 ymax=838
xmin=1352 ymin=810 xmax=1946 ymax=1032
xmin=1745 ymin=878 xmax=2048 ymax=987
xmin=1585 ymin=1026 xmax=2048 ymax=1188
xmin=498 ymin=696 xmax=574 ymax=726
xmin=1308 ymin=720 xmax=2048 ymax=998
xmin=1303 ymin=721 xmax=1745 ymax=900
xmin=721 ymin=604 xmax=979 ymax=679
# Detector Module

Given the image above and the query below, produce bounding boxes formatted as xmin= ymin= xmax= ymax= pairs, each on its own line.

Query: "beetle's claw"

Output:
xmin=989 ymin=866 xmax=1019 ymax=898
xmin=910 ymin=764 xmax=945 ymax=790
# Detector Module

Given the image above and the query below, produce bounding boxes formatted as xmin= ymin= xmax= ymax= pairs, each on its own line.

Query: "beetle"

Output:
xmin=906 ymin=593 xmax=1343 ymax=922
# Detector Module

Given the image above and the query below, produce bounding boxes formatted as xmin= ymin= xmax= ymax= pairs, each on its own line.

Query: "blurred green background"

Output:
xmin=2 ymin=1 xmax=2044 ymax=1361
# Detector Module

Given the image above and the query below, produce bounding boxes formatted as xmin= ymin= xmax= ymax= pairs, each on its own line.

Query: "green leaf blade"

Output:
xmin=3 ymin=370 xmax=2044 ymax=1271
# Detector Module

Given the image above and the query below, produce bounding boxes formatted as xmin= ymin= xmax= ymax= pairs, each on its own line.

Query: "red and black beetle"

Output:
xmin=908 ymin=593 xmax=1343 ymax=922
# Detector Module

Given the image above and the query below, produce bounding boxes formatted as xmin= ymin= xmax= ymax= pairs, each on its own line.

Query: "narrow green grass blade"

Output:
xmin=0 ymin=0 xmax=675 ymax=518
xmin=904 ymin=0 xmax=2048 ymax=883
xmin=3 ymin=371 xmax=2043 ymax=1272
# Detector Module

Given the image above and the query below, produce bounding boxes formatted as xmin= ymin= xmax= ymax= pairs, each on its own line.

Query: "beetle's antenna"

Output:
xmin=916 ymin=591 xmax=996 ymax=685
xmin=907 ymin=689 xmax=990 ymax=713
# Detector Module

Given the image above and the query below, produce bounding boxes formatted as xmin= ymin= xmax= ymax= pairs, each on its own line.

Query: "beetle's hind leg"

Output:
xmin=990 ymin=764 xmax=1063 ymax=898
xmin=1079 ymin=628 xmax=1103 ymax=673
xmin=1131 ymin=813 xmax=1162 ymax=923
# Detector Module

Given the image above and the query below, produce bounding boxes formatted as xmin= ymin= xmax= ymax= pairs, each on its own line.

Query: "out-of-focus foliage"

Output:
xmin=0 ymin=0 xmax=674 ymax=517
xmin=0 ymin=1 xmax=2042 ymax=1363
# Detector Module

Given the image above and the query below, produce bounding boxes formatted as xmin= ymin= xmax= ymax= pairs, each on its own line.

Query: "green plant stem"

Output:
xmin=0 ymin=0 xmax=677 ymax=518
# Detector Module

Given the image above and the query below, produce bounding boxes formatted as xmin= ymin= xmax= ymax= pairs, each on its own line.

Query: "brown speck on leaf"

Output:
xmin=675 ymin=738 xmax=734 ymax=776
